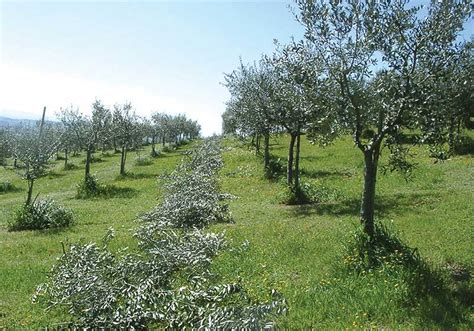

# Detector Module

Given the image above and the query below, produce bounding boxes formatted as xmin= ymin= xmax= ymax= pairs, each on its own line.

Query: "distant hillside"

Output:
xmin=0 ymin=116 xmax=57 ymax=128
xmin=0 ymin=116 xmax=35 ymax=127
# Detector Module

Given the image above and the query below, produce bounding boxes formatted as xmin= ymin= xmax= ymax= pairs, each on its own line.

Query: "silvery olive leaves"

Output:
xmin=34 ymin=138 xmax=286 ymax=329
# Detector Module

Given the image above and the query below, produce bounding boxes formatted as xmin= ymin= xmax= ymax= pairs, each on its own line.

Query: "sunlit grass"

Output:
xmin=0 ymin=134 xmax=472 ymax=328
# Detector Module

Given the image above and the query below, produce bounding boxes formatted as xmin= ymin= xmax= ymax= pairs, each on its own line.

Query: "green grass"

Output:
xmin=0 ymin=135 xmax=472 ymax=328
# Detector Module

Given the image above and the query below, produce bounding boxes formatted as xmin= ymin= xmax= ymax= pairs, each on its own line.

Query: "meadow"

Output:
xmin=0 ymin=134 xmax=472 ymax=329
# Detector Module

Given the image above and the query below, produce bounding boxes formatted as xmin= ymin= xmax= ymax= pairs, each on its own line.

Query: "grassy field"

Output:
xmin=0 ymin=135 xmax=472 ymax=329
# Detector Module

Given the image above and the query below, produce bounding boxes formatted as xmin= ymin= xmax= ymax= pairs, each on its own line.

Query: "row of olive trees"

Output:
xmin=57 ymin=101 xmax=201 ymax=179
xmin=223 ymin=0 xmax=473 ymax=237
xmin=146 ymin=112 xmax=201 ymax=157
xmin=0 ymin=102 xmax=201 ymax=207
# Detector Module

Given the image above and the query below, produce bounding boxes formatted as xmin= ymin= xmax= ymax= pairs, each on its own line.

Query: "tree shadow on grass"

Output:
xmin=103 ymin=186 xmax=137 ymax=198
xmin=300 ymin=155 xmax=325 ymax=162
xmin=411 ymin=277 xmax=474 ymax=329
xmin=115 ymin=172 xmax=158 ymax=181
xmin=80 ymin=156 xmax=104 ymax=164
xmin=268 ymin=144 xmax=286 ymax=151
xmin=99 ymin=151 xmax=118 ymax=158
xmin=47 ymin=171 xmax=66 ymax=179
xmin=286 ymin=192 xmax=441 ymax=219
xmin=76 ymin=184 xmax=138 ymax=200
xmin=352 ymin=223 xmax=474 ymax=328
xmin=155 ymin=152 xmax=180 ymax=158
xmin=300 ymin=168 xmax=355 ymax=179
xmin=374 ymin=227 xmax=474 ymax=330
xmin=453 ymin=135 xmax=474 ymax=156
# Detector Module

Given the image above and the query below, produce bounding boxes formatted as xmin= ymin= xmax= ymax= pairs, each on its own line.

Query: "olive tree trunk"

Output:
xmin=360 ymin=145 xmax=381 ymax=237
xmin=263 ymin=131 xmax=270 ymax=169
xmin=255 ymin=133 xmax=260 ymax=155
xmin=26 ymin=178 xmax=34 ymax=206
xmin=294 ymin=130 xmax=301 ymax=189
xmin=151 ymin=136 xmax=156 ymax=155
xmin=64 ymin=148 xmax=68 ymax=169
xmin=120 ymin=146 xmax=127 ymax=176
xmin=85 ymin=145 xmax=92 ymax=180
xmin=287 ymin=134 xmax=296 ymax=186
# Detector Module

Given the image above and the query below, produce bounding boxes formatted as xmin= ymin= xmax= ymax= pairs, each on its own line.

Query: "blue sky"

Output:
xmin=0 ymin=0 xmax=303 ymax=135
xmin=1 ymin=1 xmax=472 ymax=135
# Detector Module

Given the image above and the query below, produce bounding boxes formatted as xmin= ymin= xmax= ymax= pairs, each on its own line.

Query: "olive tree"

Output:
xmin=267 ymin=41 xmax=334 ymax=189
xmin=11 ymin=107 xmax=57 ymax=205
xmin=419 ymin=40 xmax=473 ymax=156
xmin=295 ymin=0 xmax=472 ymax=236
xmin=112 ymin=102 xmax=140 ymax=175
xmin=56 ymin=109 xmax=84 ymax=169
xmin=81 ymin=100 xmax=112 ymax=180
xmin=223 ymin=59 xmax=277 ymax=168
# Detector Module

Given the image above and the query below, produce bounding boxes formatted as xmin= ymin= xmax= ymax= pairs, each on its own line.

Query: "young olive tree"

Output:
xmin=295 ymin=0 xmax=472 ymax=236
xmin=267 ymin=41 xmax=333 ymax=188
xmin=55 ymin=111 xmax=81 ymax=169
xmin=419 ymin=40 xmax=473 ymax=156
xmin=223 ymin=59 xmax=277 ymax=167
xmin=57 ymin=106 xmax=88 ymax=160
xmin=113 ymin=102 xmax=140 ymax=175
xmin=187 ymin=119 xmax=201 ymax=140
xmin=157 ymin=113 xmax=172 ymax=146
xmin=12 ymin=107 xmax=57 ymax=205
xmin=83 ymin=100 xmax=112 ymax=180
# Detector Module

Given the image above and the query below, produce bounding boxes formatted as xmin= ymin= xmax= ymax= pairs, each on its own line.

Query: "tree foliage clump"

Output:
xmin=34 ymin=138 xmax=285 ymax=329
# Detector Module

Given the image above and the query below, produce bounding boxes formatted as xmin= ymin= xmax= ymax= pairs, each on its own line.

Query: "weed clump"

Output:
xmin=263 ymin=156 xmax=284 ymax=180
xmin=134 ymin=156 xmax=153 ymax=166
xmin=344 ymin=222 xmax=425 ymax=272
xmin=161 ymin=145 xmax=176 ymax=153
xmin=63 ymin=163 xmax=77 ymax=171
xmin=279 ymin=183 xmax=314 ymax=205
xmin=76 ymin=175 xmax=135 ymax=199
xmin=0 ymin=181 xmax=15 ymax=193
xmin=80 ymin=155 xmax=103 ymax=164
xmin=8 ymin=198 xmax=74 ymax=231
xmin=305 ymin=221 xmax=474 ymax=328
xmin=150 ymin=149 xmax=161 ymax=158
xmin=76 ymin=174 xmax=102 ymax=198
